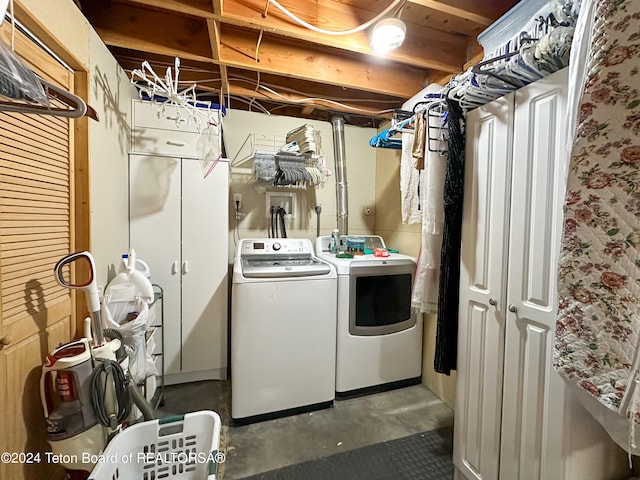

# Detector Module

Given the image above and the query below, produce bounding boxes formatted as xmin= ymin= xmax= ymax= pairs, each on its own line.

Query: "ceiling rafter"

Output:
xmin=84 ymin=2 xmax=427 ymax=99
xmin=77 ymin=0 xmax=520 ymax=126
xmin=105 ymin=0 xmax=467 ymax=72
xmin=406 ymin=0 xmax=492 ymax=25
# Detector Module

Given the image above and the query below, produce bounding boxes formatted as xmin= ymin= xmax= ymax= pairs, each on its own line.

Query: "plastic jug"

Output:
xmin=106 ymin=249 xmax=154 ymax=304
xmin=121 ymin=254 xmax=151 ymax=279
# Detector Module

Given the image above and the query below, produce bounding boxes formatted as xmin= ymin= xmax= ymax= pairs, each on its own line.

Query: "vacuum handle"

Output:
xmin=53 ymin=251 xmax=100 ymax=313
xmin=40 ymin=370 xmax=52 ymax=418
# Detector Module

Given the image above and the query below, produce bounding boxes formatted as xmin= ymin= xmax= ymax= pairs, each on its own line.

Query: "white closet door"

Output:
xmin=180 ymin=158 xmax=229 ymax=375
xmin=129 ymin=154 xmax=182 ymax=375
xmin=499 ymin=69 xmax=568 ymax=479
xmin=454 ymin=94 xmax=514 ymax=480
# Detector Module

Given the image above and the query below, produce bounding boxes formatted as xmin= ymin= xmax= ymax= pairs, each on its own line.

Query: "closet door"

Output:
xmin=454 ymin=94 xmax=514 ymax=480
xmin=129 ymin=154 xmax=182 ymax=375
xmin=180 ymin=158 xmax=228 ymax=376
xmin=499 ymin=69 xmax=568 ymax=479
xmin=0 ymin=21 xmax=82 ymax=480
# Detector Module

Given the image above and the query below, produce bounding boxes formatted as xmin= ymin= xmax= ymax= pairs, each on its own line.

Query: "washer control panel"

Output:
xmin=240 ymin=238 xmax=313 ymax=257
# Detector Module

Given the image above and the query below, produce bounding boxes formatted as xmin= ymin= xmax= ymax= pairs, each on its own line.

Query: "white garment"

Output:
xmin=400 ymin=131 xmax=423 ymax=224
xmin=411 ymin=134 xmax=447 ymax=313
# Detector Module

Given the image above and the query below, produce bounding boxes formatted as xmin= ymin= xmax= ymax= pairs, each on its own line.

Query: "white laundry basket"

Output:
xmin=89 ymin=410 xmax=222 ymax=480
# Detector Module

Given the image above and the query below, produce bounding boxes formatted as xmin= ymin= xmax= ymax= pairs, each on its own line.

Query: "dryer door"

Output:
xmin=348 ymin=260 xmax=415 ymax=336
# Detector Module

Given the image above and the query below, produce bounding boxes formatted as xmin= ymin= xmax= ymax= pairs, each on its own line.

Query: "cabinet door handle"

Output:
xmin=1 ymin=335 xmax=11 ymax=346
xmin=165 ymin=115 xmax=179 ymax=121
xmin=183 ymin=261 xmax=189 ymax=275
xmin=171 ymin=261 xmax=179 ymax=275
xmin=166 ymin=140 xmax=186 ymax=147
xmin=488 ymin=298 xmax=497 ymax=306
xmin=508 ymin=304 xmax=517 ymax=313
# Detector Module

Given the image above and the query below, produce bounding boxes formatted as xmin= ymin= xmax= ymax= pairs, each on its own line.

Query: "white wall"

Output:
xmin=20 ymin=0 xmax=133 ymax=289
xmin=87 ymin=31 xmax=136 ymax=288
xmin=223 ymin=109 xmax=377 ymax=262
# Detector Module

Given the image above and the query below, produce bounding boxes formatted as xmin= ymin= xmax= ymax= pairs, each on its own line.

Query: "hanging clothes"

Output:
xmin=412 ymin=112 xmax=427 ymax=170
xmin=434 ymin=97 xmax=465 ymax=375
xmin=411 ymin=112 xmax=447 ymax=313
xmin=554 ymin=0 xmax=640 ymax=455
xmin=400 ymin=131 xmax=423 ymax=224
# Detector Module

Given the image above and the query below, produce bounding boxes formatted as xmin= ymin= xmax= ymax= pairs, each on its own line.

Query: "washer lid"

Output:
xmin=241 ymin=257 xmax=331 ymax=278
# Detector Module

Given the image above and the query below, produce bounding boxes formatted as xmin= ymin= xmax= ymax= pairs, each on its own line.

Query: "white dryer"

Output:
xmin=231 ymin=238 xmax=337 ymax=423
xmin=316 ymin=235 xmax=422 ymax=396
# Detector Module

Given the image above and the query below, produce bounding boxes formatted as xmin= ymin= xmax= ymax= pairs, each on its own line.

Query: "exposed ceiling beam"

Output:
xmin=220 ymin=28 xmax=425 ymax=98
xmin=91 ymin=22 xmax=426 ymax=100
xmin=206 ymin=18 xmax=228 ymax=98
xmin=406 ymin=0 xmax=493 ymax=26
xmin=113 ymin=0 xmax=465 ymax=72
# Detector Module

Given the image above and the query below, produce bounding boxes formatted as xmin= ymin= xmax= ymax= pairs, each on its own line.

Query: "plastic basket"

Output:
xmin=89 ymin=410 xmax=222 ymax=480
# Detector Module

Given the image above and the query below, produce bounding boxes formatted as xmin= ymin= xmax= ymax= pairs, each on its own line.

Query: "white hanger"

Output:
xmin=0 ymin=75 xmax=99 ymax=120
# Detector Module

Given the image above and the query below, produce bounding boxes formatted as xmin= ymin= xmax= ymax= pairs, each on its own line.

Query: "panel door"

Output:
xmin=181 ymin=159 xmax=228 ymax=376
xmin=129 ymin=154 xmax=182 ymax=375
xmin=499 ymin=68 xmax=568 ymax=480
xmin=454 ymin=94 xmax=514 ymax=480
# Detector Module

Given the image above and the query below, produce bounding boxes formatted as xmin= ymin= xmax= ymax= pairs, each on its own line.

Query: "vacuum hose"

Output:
xmin=90 ymin=359 xmax=130 ymax=429
xmin=129 ymin=382 xmax=156 ymax=422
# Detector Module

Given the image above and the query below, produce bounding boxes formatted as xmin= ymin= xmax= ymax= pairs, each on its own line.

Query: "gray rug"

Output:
xmin=243 ymin=426 xmax=454 ymax=480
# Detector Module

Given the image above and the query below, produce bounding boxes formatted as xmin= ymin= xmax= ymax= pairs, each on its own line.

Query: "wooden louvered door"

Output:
xmin=0 ymin=24 xmax=78 ymax=480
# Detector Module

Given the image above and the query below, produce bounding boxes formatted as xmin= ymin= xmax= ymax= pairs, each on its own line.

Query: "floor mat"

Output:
xmin=243 ymin=426 xmax=454 ymax=480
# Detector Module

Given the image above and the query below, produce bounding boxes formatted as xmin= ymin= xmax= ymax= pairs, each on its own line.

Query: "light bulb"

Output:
xmin=370 ymin=18 xmax=406 ymax=54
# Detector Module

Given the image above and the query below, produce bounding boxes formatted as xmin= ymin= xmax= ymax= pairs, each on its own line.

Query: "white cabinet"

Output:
xmin=454 ymin=69 xmax=626 ymax=480
xmin=129 ymin=100 xmax=228 ymax=384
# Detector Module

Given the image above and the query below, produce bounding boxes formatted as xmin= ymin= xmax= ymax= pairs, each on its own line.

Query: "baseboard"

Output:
xmin=164 ymin=367 xmax=227 ymax=385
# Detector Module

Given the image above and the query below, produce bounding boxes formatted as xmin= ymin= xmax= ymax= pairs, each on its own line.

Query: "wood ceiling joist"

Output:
xmin=84 ymin=3 xmax=213 ymax=57
xmin=114 ymin=0 xmax=465 ymax=72
xmin=96 ymin=20 xmax=426 ymax=99
xmin=206 ymin=19 xmax=228 ymax=94
xmin=220 ymin=28 xmax=425 ymax=98
xmin=210 ymin=0 xmax=228 ymax=99
xmin=406 ymin=0 xmax=492 ymax=25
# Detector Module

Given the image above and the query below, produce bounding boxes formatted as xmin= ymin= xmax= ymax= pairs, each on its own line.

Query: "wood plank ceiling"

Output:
xmin=75 ymin=0 xmax=519 ymax=127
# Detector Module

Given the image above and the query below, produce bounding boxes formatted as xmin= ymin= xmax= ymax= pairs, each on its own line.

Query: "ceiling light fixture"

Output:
xmin=370 ymin=17 xmax=406 ymax=54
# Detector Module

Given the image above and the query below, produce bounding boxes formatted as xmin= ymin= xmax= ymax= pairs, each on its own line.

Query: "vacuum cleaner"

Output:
xmin=40 ymin=251 xmax=155 ymax=479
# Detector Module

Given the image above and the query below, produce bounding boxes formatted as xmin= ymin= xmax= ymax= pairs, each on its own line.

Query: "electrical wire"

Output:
xmin=234 ymin=199 xmax=241 ymax=246
xmin=123 ymin=63 xmax=400 ymax=116
xmin=270 ymin=205 xmax=275 ymax=238
xmin=277 ymin=207 xmax=287 ymax=238
xmin=227 ymin=94 xmax=271 ymax=115
xmin=177 ymin=72 xmax=402 ymax=106
xmin=268 ymin=0 xmax=406 ymax=36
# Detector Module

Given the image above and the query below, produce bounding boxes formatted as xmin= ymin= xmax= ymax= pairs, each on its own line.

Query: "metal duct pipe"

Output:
xmin=331 ymin=115 xmax=348 ymax=235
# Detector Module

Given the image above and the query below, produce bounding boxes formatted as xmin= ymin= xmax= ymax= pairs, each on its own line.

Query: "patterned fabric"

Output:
xmin=555 ymin=0 xmax=640 ymax=417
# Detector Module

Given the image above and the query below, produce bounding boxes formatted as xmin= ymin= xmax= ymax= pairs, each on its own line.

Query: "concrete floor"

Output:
xmin=159 ymin=381 xmax=454 ymax=480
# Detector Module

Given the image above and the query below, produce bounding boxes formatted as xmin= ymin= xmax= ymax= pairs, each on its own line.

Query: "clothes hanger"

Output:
xmin=0 ymin=75 xmax=99 ymax=120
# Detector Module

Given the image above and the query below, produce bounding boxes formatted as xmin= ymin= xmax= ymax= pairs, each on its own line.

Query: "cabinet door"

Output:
xmin=454 ymin=94 xmax=514 ymax=480
xmin=129 ymin=154 xmax=182 ymax=375
xmin=180 ymin=159 xmax=229 ymax=375
xmin=500 ymin=69 xmax=568 ymax=479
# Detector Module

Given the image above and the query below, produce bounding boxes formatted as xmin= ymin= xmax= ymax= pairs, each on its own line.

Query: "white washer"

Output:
xmin=231 ymin=238 xmax=337 ymax=422
xmin=316 ymin=235 xmax=422 ymax=396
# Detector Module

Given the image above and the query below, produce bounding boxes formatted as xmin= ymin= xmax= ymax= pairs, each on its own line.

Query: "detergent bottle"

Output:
xmin=107 ymin=248 xmax=154 ymax=303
